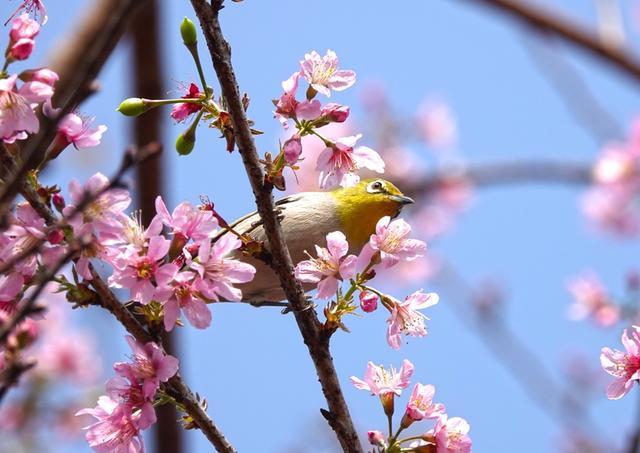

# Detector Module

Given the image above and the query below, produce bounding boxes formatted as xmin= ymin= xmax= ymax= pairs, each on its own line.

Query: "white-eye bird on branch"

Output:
xmin=214 ymin=178 xmax=414 ymax=302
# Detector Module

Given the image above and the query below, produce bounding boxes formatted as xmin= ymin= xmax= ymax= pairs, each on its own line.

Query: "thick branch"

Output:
xmin=465 ymin=0 xmax=640 ymax=83
xmin=189 ymin=1 xmax=362 ymax=451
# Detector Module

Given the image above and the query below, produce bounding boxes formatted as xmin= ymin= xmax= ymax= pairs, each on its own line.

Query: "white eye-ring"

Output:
xmin=367 ymin=180 xmax=385 ymax=193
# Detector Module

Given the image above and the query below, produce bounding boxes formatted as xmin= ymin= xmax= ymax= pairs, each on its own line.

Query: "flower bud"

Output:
xmin=19 ymin=68 xmax=59 ymax=86
xmin=180 ymin=17 xmax=198 ymax=46
xmin=47 ymin=229 xmax=64 ymax=245
xmin=52 ymin=193 xmax=65 ymax=212
xmin=321 ymin=103 xmax=349 ymax=123
xmin=282 ymin=134 xmax=302 ymax=164
xmin=175 ymin=131 xmax=195 ymax=155
xmin=116 ymin=98 xmax=150 ymax=117
xmin=359 ymin=291 xmax=378 ymax=312
xmin=367 ymin=430 xmax=386 ymax=447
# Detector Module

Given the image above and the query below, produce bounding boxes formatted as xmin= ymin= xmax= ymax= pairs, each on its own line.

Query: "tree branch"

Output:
xmin=189 ymin=1 xmax=362 ymax=451
xmin=464 ymin=0 xmax=640 ymax=83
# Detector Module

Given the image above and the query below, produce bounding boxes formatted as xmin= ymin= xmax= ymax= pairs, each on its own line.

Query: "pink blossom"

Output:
xmin=7 ymin=14 xmax=39 ymax=60
xmin=367 ymin=430 xmax=386 ymax=447
xmin=189 ymin=235 xmax=256 ymax=301
xmin=295 ymin=99 xmax=322 ymax=120
xmin=316 ymin=134 xmax=385 ymax=188
xmin=154 ymin=196 xmax=217 ymax=243
xmin=567 ymin=272 xmax=619 ymax=327
xmin=593 ymin=144 xmax=639 ymax=185
xmin=601 ymin=326 xmax=640 ymax=399
xmin=386 ymin=290 xmax=439 ymax=350
xmin=2 ymin=202 xmax=46 ymax=278
xmin=63 ymin=172 xmax=131 ymax=236
xmin=155 ymin=271 xmax=211 ymax=331
xmin=109 ymin=236 xmax=177 ymax=304
xmin=0 ymin=74 xmax=53 ymax=141
xmin=171 ymin=83 xmax=203 ymax=122
xmin=416 ymin=100 xmax=457 ymax=150
xmin=106 ymin=375 xmax=156 ymax=430
xmin=294 ymin=231 xmax=357 ymax=299
xmin=283 ymin=134 xmax=302 ymax=164
xmin=114 ymin=335 xmax=179 ymax=399
xmin=57 ymin=113 xmax=107 ymax=149
xmin=428 ymin=415 xmax=472 ymax=453
xmin=19 ymin=68 xmax=58 ymax=86
xmin=36 ymin=328 xmax=101 ymax=383
xmin=365 ymin=216 xmax=426 ymax=268
xmin=0 ymin=272 xmax=23 ymax=312
xmin=320 ymin=102 xmax=349 ymax=123
xmin=274 ymin=71 xmax=300 ymax=128
xmin=76 ymin=395 xmax=145 ymax=453
xmin=359 ymin=291 xmax=378 ymax=313
xmin=350 ymin=359 xmax=414 ymax=396
xmin=300 ymin=50 xmax=356 ymax=97
xmin=405 ymin=383 xmax=446 ymax=421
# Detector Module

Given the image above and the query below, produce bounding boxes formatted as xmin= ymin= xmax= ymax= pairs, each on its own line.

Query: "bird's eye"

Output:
xmin=367 ymin=180 xmax=384 ymax=193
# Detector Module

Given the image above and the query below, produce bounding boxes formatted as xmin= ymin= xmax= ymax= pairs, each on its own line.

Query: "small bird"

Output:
xmin=217 ymin=178 xmax=414 ymax=302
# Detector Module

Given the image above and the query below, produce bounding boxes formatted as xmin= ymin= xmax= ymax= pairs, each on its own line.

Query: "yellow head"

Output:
xmin=330 ymin=178 xmax=414 ymax=250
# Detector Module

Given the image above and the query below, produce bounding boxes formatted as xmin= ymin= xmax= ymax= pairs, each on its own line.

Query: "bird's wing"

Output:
xmin=211 ymin=193 xmax=304 ymax=243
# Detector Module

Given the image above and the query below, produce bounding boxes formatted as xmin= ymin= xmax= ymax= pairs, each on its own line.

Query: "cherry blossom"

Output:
xmin=294 ymin=231 xmax=357 ymax=299
xmin=404 ymin=383 xmax=446 ymax=421
xmin=188 ymin=234 xmax=256 ymax=302
xmin=0 ymin=74 xmax=53 ymax=141
xmin=601 ymin=326 xmax=640 ymax=399
xmin=316 ymin=134 xmax=385 ymax=188
xmin=386 ymin=290 xmax=439 ymax=349
xmin=154 ymin=196 xmax=218 ymax=243
xmin=171 ymin=82 xmax=203 ymax=122
xmin=299 ymin=50 xmax=356 ymax=97
xmin=350 ymin=359 xmax=414 ymax=396
xmin=567 ymin=272 xmax=619 ymax=327
xmin=56 ymin=113 xmax=107 ymax=149
xmin=363 ymin=216 xmax=426 ymax=269
xmin=427 ymin=415 xmax=472 ymax=453
xmin=359 ymin=291 xmax=378 ymax=313
xmin=155 ymin=270 xmax=212 ymax=331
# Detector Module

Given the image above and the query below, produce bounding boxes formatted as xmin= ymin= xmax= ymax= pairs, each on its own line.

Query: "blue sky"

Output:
xmin=5 ymin=0 xmax=640 ymax=452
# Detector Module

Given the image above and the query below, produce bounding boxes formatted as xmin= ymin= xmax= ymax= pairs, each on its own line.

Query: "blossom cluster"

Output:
xmin=273 ymin=50 xmax=385 ymax=189
xmin=76 ymin=335 xmax=178 ymax=452
xmin=294 ymin=215 xmax=434 ymax=349
xmin=601 ymin=325 xmax=640 ymax=400
xmin=351 ymin=359 xmax=471 ymax=452
xmin=61 ymin=173 xmax=255 ymax=331
xmin=583 ymin=119 xmax=640 ymax=236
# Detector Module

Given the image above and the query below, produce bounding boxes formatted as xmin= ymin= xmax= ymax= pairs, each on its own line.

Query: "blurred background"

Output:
xmin=2 ymin=0 xmax=640 ymax=452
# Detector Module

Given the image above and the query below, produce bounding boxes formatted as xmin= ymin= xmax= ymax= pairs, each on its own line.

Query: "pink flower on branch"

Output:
xmin=76 ymin=395 xmax=145 ymax=453
xmin=426 ymin=415 xmax=472 ymax=453
xmin=273 ymin=71 xmax=300 ymax=128
xmin=0 ymin=74 xmax=53 ymax=142
xmin=386 ymin=290 xmax=438 ymax=350
xmin=108 ymin=236 xmax=177 ymax=304
xmin=56 ymin=113 xmax=107 ymax=150
xmin=363 ymin=216 xmax=426 ymax=269
xmin=566 ymin=272 xmax=619 ymax=327
xmin=189 ymin=235 xmax=256 ymax=302
xmin=601 ymin=326 xmax=640 ymax=399
xmin=350 ymin=359 xmax=414 ymax=396
xmin=7 ymin=14 xmax=39 ymax=61
xmin=155 ymin=271 xmax=212 ymax=331
xmin=316 ymin=134 xmax=385 ymax=188
xmin=294 ymin=231 xmax=357 ymax=299
xmin=404 ymin=383 xmax=445 ymax=421
xmin=154 ymin=196 xmax=218 ymax=243
xmin=170 ymin=82 xmax=204 ymax=122
xmin=300 ymin=50 xmax=356 ymax=97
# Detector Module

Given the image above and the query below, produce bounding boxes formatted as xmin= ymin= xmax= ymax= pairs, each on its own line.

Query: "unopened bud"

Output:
xmin=282 ymin=134 xmax=302 ymax=164
xmin=116 ymin=98 xmax=150 ymax=117
xmin=367 ymin=430 xmax=386 ymax=447
xmin=175 ymin=133 xmax=195 ymax=155
xmin=47 ymin=229 xmax=64 ymax=245
xmin=52 ymin=193 xmax=65 ymax=212
xmin=180 ymin=17 xmax=198 ymax=46
xmin=321 ymin=103 xmax=349 ymax=123
xmin=359 ymin=291 xmax=378 ymax=313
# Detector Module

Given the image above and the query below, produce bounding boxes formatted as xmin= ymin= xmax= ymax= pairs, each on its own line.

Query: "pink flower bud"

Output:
xmin=283 ymin=135 xmax=302 ymax=164
xmin=9 ymin=38 xmax=35 ymax=60
xmin=47 ymin=229 xmax=64 ymax=245
xmin=52 ymin=193 xmax=65 ymax=211
xmin=10 ymin=14 xmax=40 ymax=41
xmin=367 ymin=430 xmax=386 ymax=447
xmin=359 ymin=291 xmax=378 ymax=312
xmin=321 ymin=103 xmax=349 ymax=123
xmin=20 ymin=68 xmax=59 ymax=86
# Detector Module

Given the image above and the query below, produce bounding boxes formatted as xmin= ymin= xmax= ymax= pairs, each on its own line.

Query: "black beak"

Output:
xmin=390 ymin=194 xmax=414 ymax=205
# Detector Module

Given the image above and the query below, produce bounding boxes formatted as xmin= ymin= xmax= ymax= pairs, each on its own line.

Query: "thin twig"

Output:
xmin=189 ymin=1 xmax=362 ymax=451
xmin=463 ymin=0 xmax=640 ymax=83
xmin=0 ymin=358 xmax=36 ymax=404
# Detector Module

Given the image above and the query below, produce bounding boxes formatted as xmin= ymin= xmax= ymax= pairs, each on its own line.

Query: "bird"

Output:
xmin=216 ymin=178 xmax=414 ymax=303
